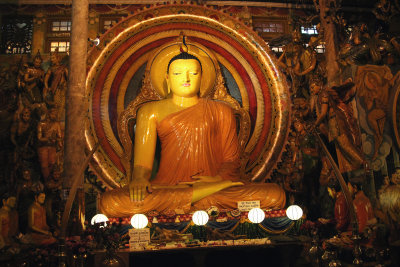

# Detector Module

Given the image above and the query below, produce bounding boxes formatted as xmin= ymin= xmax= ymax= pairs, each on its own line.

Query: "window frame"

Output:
xmin=47 ymin=38 xmax=70 ymax=53
xmin=47 ymin=17 xmax=72 ymax=33
xmin=99 ymin=15 xmax=122 ymax=33
xmin=45 ymin=17 xmax=71 ymax=53
xmin=252 ymin=17 xmax=288 ymax=41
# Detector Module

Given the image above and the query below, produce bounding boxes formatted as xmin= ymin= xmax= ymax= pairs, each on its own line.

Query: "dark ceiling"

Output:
xmin=216 ymin=0 xmax=377 ymax=8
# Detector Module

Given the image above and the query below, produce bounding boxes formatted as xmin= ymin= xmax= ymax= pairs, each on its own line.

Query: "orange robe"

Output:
xmin=27 ymin=203 xmax=56 ymax=245
xmin=353 ymin=191 xmax=375 ymax=233
xmin=100 ymin=99 xmax=285 ymax=217
xmin=334 ymin=191 xmax=376 ymax=233
xmin=154 ymin=99 xmax=240 ymax=185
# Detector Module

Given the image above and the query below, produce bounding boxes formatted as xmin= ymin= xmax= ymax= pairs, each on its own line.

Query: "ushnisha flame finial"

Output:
xmin=179 ymin=31 xmax=189 ymax=53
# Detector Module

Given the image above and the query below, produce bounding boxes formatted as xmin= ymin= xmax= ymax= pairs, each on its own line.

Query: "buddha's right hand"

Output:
xmin=129 ymin=178 xmax=152 ymax=202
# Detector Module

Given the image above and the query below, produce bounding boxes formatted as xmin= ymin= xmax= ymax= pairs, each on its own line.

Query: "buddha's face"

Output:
xmin=167 ymin=59 xmax=201 ymax=98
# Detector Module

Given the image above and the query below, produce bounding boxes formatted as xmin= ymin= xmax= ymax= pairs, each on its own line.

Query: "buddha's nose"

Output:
xmin=185 ymin=71 xmax=190 ymax=81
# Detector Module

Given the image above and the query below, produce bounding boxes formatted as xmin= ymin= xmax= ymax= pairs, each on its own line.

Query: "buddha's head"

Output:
xmin=149 ymin=34 xmax=217 ymax=98
xmin=166 ymin=52 xmax=202 ymax=98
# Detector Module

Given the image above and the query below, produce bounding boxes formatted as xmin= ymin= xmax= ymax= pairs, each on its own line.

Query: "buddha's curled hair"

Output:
xmin=167 ymin=52 xmax=202 ymax=73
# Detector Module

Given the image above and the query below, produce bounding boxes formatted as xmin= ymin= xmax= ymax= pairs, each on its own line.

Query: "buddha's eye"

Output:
xmin=191 ymin=72 xmax=198 ymax=75
xmin=173 ymin=72 xmax=181 ymax=75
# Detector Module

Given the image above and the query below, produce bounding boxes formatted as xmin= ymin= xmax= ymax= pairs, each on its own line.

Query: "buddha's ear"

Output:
xmin=165 ymin=73 xmax=170 ymax=94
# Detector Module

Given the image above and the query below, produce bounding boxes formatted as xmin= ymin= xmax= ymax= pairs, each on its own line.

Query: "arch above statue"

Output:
xmin=85 ymin=4 xmax=291 ymax=188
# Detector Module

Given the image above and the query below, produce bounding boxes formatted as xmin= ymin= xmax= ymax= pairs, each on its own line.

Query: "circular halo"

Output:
xmin=149 ymin=40 xmax=218 ymax=98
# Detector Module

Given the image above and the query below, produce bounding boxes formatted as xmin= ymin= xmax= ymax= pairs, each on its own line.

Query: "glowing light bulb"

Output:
xmin=130 ymin=214 xmax=148 ymax=229
xmin=286 ymin=205 xmax=303 ymax=220
xmin=248 ymin=208 xmax=265 ymax=223
xmin=192 ymin=210 xmax=209 ymax=226
xmin=91 ymin=214 xmax=108 ymax=226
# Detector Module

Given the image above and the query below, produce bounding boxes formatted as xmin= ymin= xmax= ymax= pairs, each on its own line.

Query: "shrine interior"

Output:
xmin=1 ymin=0 xmax=400 ymax=266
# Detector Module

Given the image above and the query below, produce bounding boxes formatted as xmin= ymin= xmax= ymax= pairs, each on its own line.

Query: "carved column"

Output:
xmin=64 ymin=0 xmax=88 ymax=188
xmin=63 ymin=0 xmax=88 ymax=230
xmin=318 ymin=0 xmax=341 ymax=86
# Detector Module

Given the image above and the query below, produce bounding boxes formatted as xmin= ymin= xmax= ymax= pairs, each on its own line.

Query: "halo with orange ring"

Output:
xmin=86 ymin=7 xmax=291 ymax=187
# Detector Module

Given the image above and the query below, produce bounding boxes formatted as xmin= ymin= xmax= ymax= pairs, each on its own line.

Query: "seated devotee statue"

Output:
xmin=25 ymin=192 xmax=56 ymax=245
xmin=99 ymin=38 xmax=286 ymax=217
xmin=0 ymin=194 xmax=19 ymax=249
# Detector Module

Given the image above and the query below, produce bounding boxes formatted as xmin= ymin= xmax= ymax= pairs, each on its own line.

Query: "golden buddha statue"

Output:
xmin=99 ymin=36 xmax=286 ymax=217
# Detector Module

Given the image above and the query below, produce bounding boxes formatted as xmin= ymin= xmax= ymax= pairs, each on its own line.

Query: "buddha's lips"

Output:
xmin=182 ymin=83 xmax=190 ymax=87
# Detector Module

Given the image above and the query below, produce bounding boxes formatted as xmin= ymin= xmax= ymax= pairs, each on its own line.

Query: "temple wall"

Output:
xmin=0 ymin=2 xmax=400 ymax=255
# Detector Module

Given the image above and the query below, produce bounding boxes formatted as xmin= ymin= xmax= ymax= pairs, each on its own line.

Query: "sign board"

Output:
xmin=237 ymin=200 xmax=260 ymax=211
xmin=129 ymin=228 xmax=150 ymax=250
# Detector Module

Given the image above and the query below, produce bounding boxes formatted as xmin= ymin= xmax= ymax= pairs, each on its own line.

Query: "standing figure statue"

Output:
xmin=276 ymin=29 xmax=317 ymax=97
xmin=310 ymin=77 xmax=365 ymax=174
xmin=44 ymin=50 xmax=68 ymax=121
xmin=37 ymin=107 xmax=63 ymax=183
xmin=22 ymin=52 xmax=44 ymax=110
xmin=10 ymin=107 xmax=36 ymax=174
xmin=99 ymin=37 xmax=286 ymax=217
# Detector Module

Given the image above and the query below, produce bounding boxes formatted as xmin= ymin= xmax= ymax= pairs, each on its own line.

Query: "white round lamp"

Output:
xmin=192 ymin=210 xmax=209 ymax=226
xmin=286 ymin=205 xmax=303 ymax=220
xmin=91 ymin=214 xmax=109 ymax=226
xmin=131 ymin=214 xmax=148 ymax=229
xmin=248 ymin=208 xmax=265 ymax=223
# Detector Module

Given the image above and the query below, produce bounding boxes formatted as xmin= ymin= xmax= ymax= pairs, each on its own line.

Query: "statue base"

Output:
xmin=108 ymin=208 xmax=298 ymax=244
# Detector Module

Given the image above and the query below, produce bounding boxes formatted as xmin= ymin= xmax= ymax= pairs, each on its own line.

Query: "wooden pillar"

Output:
xmin=64 ymin=0 xmax=88 ymax=228
xmin=64 ymin=0 xmax=88 ymax=188
xmin=318 ymin=0 xmax=341 ymax=86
